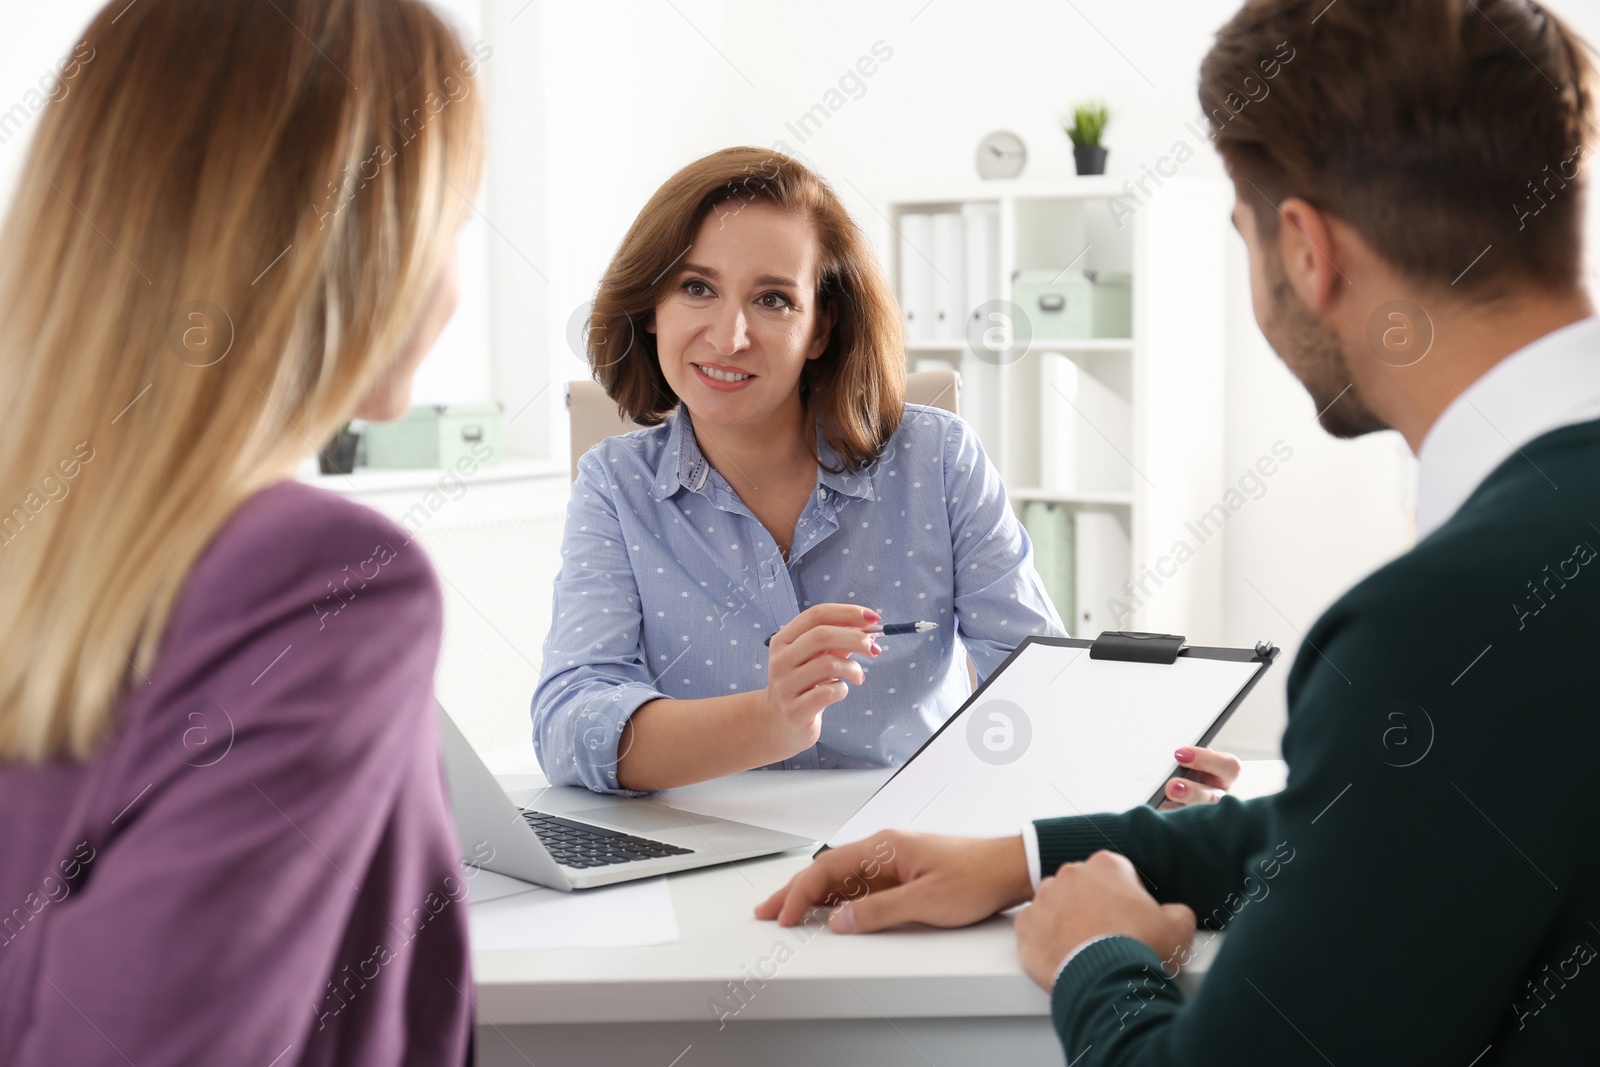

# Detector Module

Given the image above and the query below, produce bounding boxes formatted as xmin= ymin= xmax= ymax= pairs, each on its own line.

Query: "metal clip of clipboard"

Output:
xmin=1090 ymin=631 xmax=1188 ymax=664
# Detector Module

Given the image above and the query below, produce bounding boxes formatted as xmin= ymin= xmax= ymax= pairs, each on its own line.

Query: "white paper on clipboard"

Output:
xmin=825 ymin=638 xmax=1270 ymax=849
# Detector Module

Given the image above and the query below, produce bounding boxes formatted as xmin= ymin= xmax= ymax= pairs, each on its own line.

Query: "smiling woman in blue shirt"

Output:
xmin=532 ymin=146 xmax=1239 ymax=800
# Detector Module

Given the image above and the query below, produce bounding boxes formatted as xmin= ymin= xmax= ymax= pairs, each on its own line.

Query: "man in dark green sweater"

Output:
xmin=756 ymin=1 xmax=1600 ymax=1062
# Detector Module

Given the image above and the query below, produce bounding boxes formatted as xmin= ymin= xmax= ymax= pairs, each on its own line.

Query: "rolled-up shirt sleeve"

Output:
xmin=532 ymin=448 xmax=666 ymax=794
xmin=944 ymin=419 xmax=1068 ymax=683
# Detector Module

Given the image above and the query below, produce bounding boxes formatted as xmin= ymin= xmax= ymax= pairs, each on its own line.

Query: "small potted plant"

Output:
xmin=319 ymin=420 xmax=361 ymax=475
xmin=1064 ymin=102 xmax=1110 ymax=175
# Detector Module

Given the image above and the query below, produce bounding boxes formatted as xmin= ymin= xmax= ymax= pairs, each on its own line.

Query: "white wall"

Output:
xmin=477 ymin=0 xmax=549 ymax=458
xmin=416 ymin=0 xmax=493 ymax=406
xmin=531 ymin=0 xmax=736 ymax=450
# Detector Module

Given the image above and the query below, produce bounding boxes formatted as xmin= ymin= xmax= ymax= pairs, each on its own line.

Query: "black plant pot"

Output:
xmin=319 ymin=430 xmax=361 ymax=475
xmin=1074 ymin=144 xmax=1108 ymax=175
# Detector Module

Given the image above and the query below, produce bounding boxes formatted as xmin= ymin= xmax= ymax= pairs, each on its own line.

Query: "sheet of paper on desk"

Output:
xmin=826 ymin=641 xmax=1264 ymax=847
xmin=467 ymin=869 xmax=680 ymax=951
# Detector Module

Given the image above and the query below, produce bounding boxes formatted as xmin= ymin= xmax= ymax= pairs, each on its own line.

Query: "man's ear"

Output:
xmin=1274 ymin=197 xmax=1342 ymax=311
xmin=808 ymin=297 xmax=838 ymax=361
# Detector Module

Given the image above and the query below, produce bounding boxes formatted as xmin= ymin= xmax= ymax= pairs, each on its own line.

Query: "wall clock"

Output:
xmin=976 ymin=130 xmax=1027 ymax=179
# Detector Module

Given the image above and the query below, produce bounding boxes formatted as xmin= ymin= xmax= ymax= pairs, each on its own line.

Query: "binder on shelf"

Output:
xmin=898 ymin=213 xmax=936 ymax=343
xmin=1022 ymin=500 xmax=1075 ymax=628
xmin=959 ymin=202 xmax=1002 ymax=450
xmin=822 ymin=634 xmax=1280 ymax=849
xmin=1038 ymin=354 xmax=1078 ymax=494
xmin=956 ymin=350 xmax=994 ymax=444
xmin=931 ymin=211 xmax=965 ymax=341
xmin=1074 ymin=508 xmax=1130 ymax=634
xmin=960 ymin=203 xmax=999 ymax=309
xmin=1090 ymin=630 xmax=1185 ymax=663
xmin=1039 ymin=351 xmax=1132 ymax=494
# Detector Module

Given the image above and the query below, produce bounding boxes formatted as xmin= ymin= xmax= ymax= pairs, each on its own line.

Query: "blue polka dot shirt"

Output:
xmin=531 ymin=402 xmax=1067 ymax=794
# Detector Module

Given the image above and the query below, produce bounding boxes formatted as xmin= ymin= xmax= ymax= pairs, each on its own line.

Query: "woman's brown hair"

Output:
xmin=588 ymin=146 xmax=905 ymax=471
xmin=0 ymin=0 xmax=485 ymax=761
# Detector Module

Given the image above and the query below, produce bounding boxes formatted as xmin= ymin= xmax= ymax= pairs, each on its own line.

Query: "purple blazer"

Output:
xmin=0 ymin=481 xmax=473 ymax=1066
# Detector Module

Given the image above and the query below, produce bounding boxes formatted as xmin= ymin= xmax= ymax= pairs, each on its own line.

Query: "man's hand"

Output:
xmin=1015 ymin=851 xmax=1197 ymax=991
xmin=1158 ymin=746 xmax=1243 ymax=808
xmin=755 ymin=830 xmax=1033 ymax=933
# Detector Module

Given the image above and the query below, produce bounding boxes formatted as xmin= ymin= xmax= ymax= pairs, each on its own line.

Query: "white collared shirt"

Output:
xmin=1416 ymin=314 xmax=1600 ymax=538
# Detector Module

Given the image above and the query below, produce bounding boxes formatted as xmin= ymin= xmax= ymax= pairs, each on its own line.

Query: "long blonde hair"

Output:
xmin=0 ymin=0 xmax=486 ymax=761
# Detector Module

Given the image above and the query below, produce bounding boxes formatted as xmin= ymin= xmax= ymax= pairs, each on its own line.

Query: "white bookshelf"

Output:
xmin=878 ymin=176 xmax=1231 ymax=641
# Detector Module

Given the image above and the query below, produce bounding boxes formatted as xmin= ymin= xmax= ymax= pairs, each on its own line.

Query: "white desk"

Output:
xmin=473 ymin=762 xmax=1287 ymax=1067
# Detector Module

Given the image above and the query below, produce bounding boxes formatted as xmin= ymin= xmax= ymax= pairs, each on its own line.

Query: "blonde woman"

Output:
xmin=0 ymin=1 xmax=484 ymax=1063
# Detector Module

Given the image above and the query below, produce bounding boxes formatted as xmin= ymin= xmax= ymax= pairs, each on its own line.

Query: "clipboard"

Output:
xmin=821 ymin=632 xmax=1278 ymax=853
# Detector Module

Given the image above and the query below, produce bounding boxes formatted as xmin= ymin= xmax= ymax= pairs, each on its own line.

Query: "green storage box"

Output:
xmin=362 ymin=402 xmax=502 ymax=469
xmin=1010 ymin=269 xmax=1132 ymax=339
xmin=1021 ymin=500 xmax=1075 ymax=627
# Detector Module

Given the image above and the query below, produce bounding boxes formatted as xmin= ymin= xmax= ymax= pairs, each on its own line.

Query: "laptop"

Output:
xmin=437 ymin=705 xmax=815 ymax=890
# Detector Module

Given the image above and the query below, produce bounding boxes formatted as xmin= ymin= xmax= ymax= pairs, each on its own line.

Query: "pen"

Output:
xmin=763 ymin=620 xmax=938 ymax=647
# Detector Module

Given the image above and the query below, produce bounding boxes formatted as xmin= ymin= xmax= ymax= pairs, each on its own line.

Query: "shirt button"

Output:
xmin=819 ymin=488 xmax=828 ymax=501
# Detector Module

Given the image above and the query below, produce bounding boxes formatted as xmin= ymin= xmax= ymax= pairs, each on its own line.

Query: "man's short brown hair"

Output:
xmin=1201 ymin=0 xmax=1595 ymax=296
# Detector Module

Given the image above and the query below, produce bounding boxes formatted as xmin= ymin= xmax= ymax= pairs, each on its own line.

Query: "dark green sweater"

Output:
xmin=1034 ymin=419 xmax=1600 ymax=1066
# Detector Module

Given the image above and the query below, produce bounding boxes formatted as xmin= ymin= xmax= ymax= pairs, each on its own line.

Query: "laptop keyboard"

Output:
xmin=521 ymin=811 xmax=695 ymax=869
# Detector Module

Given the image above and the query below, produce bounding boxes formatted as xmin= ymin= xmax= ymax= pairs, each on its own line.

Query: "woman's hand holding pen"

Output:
xmin=761 ymin=603 xmax=882 ymax=759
